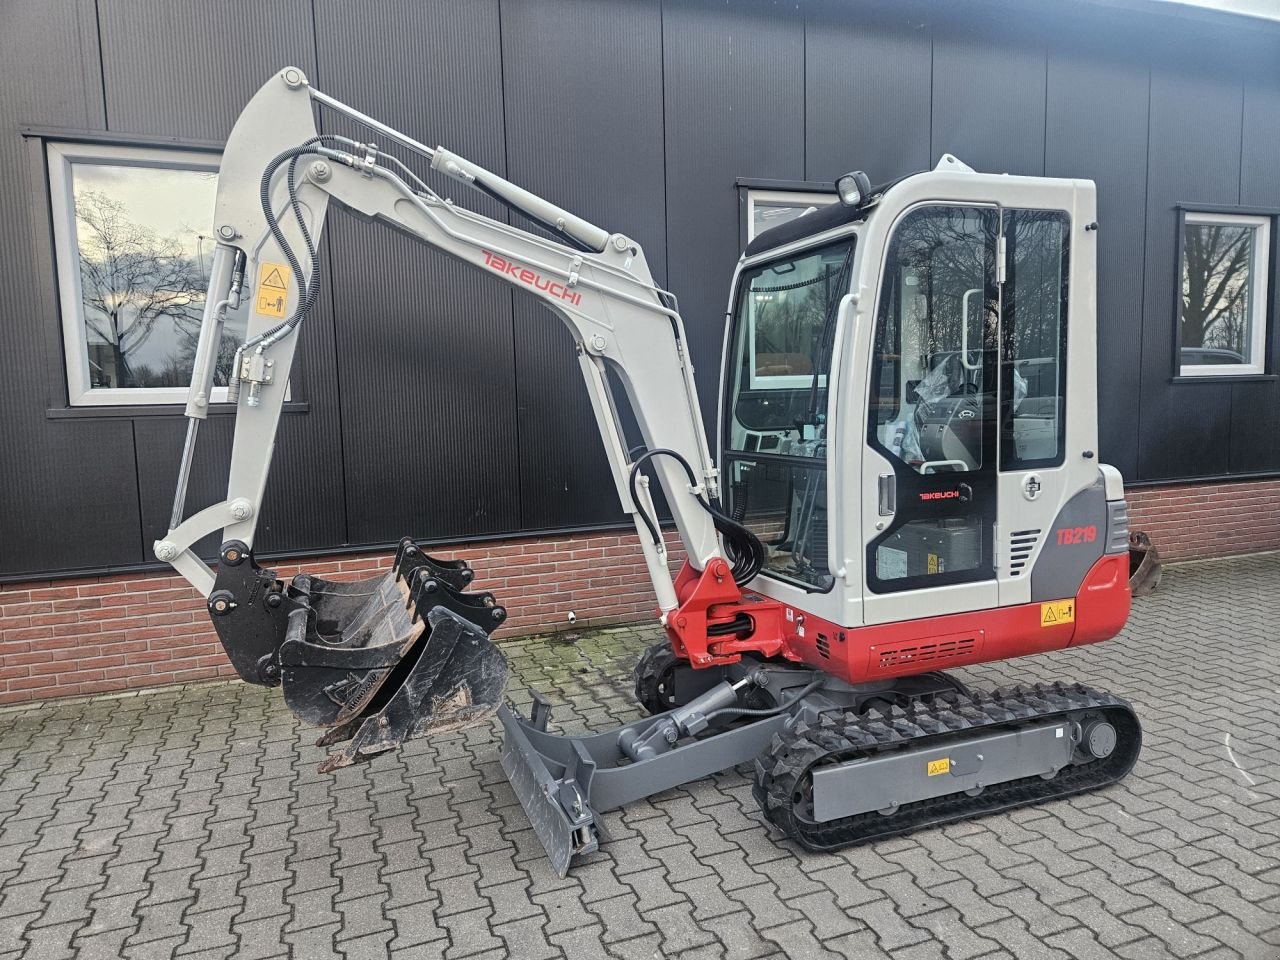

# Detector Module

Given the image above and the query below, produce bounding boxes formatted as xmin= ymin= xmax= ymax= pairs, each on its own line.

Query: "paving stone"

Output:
xmin=2 ymin=556 xmax=1280 ymax=959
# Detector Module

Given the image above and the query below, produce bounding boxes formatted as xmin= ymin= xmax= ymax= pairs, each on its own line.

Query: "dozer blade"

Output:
xmin=274 ymin=538 xmax=510 ymax=770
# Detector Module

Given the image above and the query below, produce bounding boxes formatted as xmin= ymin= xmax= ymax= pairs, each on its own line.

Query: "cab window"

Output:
xmin=722 ymin=238 xmax=854 ymax=591
xmin=1001 ymin=210 xmax=1069 ymax=469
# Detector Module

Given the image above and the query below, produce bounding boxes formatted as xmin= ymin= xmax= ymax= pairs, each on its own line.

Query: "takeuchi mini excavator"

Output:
xmin=156 ymin=68 xmax=1140 ymax=876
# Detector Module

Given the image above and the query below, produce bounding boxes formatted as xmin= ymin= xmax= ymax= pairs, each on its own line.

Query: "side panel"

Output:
xmin=1044 ymin=33 xmax=1150 ymax=481
xmin=996 ymin=186 xmax=1100 ymax=607
xmin=664 ymin=0 xmax=805 ymax=438
xmin=1137 ymin=56 xmax=1242 ymax=481
xmin=930 ymin=15 xmax=1046 ymax=177
xmin=98 ymin=0 xmax=318 ymax=140
xmin=1230 ymin=70 xmax=1280 ymax=473
xmin=782 ymin=553 xmax=1129 ymax=684
xmin=804 ymin=6 xmax=932 ymax=184
xmin=99 ymin=0 xmax=348 ymax=560
xmin=847 ymin=172 xmax=1102 ymax=626
xmin=1028 ymin=479 xmax=1109 ymax=603
xmin=314 ymin=0 xmax=522 ymax=545
xmin=0 ymin=0 xmax=135 ymax=576
xmin=501 ymin=0 xmax=666 ymax=530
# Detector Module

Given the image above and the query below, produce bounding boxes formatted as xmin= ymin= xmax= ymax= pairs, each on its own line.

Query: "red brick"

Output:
xmin=76 ymin=582 xmax=129 ymax=598
xmin=3 ymin=626 xmax=54 ymax=643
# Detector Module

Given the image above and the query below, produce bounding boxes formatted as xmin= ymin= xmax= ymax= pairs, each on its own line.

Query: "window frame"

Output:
xmin=1176 ymin=209 xmax=1272 ymax=379
xmin=745 ymin=188 xmax=838 ymax=243
xmin=864 ymin=202 xmax=1001 ymax=595
xmin=47 ymin=139 xmax=224 ymax=407
xmin=721 ymin=235 xmax=856 ymax=595
xmin=999 ymin=207 xmax=1071 ymax=472
xmin=741 ymin=188 xmax=841 ymax=391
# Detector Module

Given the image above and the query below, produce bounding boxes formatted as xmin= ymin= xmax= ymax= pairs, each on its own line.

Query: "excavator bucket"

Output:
xmin=276 ymin=539 xmax=510 ymax=771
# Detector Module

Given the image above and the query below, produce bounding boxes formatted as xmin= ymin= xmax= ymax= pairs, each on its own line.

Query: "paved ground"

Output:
xmin=2 ymin=555 xmax=1279 ymax=959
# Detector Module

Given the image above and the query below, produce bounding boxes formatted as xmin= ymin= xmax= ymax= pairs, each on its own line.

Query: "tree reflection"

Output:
xmin=76 ymin=190 xmax=206 ymax=388
xmin=1182 ymin=223 xmax=1252 ymax=356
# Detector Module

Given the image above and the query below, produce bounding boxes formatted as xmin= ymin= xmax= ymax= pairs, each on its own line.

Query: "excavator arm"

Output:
xmin=156 ymin=67 xmax=762 ymax=769
xmin=160 ymin=66 xmax=731 ymax=604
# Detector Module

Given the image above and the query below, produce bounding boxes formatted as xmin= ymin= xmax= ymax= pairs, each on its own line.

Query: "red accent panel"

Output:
xmin=666 ymin=553 xmax=1130 ymax=682
xmin=775 ymin=553 xmax=1131 ymax=683
xmin=1069 ymin=553 xmax=1131 ymax=647
xmin=666 ymin=560 xmax=749 ymax=667
xmin=785 ymin=601 xmax=1071 ymax=682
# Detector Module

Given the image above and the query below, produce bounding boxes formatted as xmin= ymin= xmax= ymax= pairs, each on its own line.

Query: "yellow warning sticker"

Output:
xmin=255 ymin=262 xmax=291 ymax=318
xmin=927 ymin=758 xmax=950 ymax=777
xmin=1040 ymin=599 xmax=1075 ymax=627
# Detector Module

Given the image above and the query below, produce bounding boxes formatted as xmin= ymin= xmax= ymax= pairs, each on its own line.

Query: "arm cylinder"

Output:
xmin=183 ymin=244 xmax=240 ymax=419
xmin=430 ymin=147 xmax=611 ymax=253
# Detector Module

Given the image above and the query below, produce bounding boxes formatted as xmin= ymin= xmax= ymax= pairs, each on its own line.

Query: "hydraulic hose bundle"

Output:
xmin=228 ymin=135 xmax=357 ymax=402
xmin=628 ymin=448 xmax=766 ymax=587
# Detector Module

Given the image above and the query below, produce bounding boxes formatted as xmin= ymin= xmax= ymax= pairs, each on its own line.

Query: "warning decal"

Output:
xmin=255 ymin=262 xmax=291 ymax=318
xmin=1040 ymin=599 xmax=1075 ymax=627
xmin=927 ymin=758 xmax=950 ymax=777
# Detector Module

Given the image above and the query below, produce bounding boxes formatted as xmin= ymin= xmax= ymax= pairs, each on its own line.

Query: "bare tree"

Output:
xmin=75 ymin=190 xmax=205 ymax=388
xmin=1182 ymin=223 xmax=1252 ymax=354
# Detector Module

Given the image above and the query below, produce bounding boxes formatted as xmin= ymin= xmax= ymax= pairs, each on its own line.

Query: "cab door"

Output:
xmin=861 ymin=204 xmax=1001 ymax=625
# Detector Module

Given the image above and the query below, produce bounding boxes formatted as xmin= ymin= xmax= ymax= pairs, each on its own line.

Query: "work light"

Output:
xmin=836 ymin=171 xmax=871 ymax=207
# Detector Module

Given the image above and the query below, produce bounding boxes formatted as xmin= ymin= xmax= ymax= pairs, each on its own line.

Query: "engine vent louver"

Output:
xmin=873 ymin=635 xmax=979 ymax=672
xmin=1009 ymin=529 xmax=1042 ymax=577
xmin=816 ymin=633 xmax=830 ymax=659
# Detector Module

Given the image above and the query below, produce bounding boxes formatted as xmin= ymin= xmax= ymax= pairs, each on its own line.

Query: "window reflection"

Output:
xmin=70 ymin=162 xmax=230 ymax=389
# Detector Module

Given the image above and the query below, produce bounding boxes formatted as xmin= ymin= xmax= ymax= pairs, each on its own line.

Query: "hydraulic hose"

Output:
xmin=627 ymin=448 xmax=765 ymax=587
xmin=230 ymin=135 xmax=358 ymax=402
xmin=701 ymin=678 xmax=824 ymax=726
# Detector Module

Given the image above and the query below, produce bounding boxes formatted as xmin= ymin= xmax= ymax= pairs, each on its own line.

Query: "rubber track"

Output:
xmin=752 ymin=682 xmax=1142 ymax=851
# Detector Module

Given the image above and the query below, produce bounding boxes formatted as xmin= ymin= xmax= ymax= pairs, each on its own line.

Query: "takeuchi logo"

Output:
xmin=481 ymin=250 xmax=582 ymax=306
xmin=919 ymin=490 xmax=961 ymax=501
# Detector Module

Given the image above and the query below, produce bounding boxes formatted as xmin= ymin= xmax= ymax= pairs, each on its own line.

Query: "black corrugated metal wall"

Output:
xmin=2 ymin=0 xmax=1279 ymax=579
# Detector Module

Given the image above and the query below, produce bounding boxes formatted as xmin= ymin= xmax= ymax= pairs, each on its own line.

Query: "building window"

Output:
xmin=746 ymin=189 xmax=836 ymax=243
xmin=1179 ymin=211 xmax=1271 ymax=377
xmin=47 ymin=141 xmax=240 ymax=406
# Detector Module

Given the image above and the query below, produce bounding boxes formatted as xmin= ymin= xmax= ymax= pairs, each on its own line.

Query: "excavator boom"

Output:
xmin=156 ymin=67 xmax=764 ymax=770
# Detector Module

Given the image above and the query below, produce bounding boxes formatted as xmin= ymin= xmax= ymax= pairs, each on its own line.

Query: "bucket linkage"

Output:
xmin=206 ymin=538 xmax=510 ymax=771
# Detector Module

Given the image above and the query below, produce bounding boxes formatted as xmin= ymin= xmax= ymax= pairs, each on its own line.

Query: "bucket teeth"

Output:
xmin=276 ymin=538 xmax=510 ymax=769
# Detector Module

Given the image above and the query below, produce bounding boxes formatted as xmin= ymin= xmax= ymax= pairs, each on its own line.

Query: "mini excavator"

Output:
xmin=156 ymin=68 xmax=1140 ymax=876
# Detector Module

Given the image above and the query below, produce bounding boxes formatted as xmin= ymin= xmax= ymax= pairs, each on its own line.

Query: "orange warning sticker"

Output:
xmin=255 ymin=262 xmax=291 ymax=318
xmin=1040 ymin=599 xmax=1075 ymax=627
xmin=927 ymin=758 xmax=950 ymax=777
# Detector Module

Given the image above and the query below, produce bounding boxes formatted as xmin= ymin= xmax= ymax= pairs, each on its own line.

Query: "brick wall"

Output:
xmin=0 ymin=529 xmax=685 ymax=706
xmin=1126 ymin=478 xmax=1280 ymax=561
xmin=3 ymin=476 xmax=1278 ymax=706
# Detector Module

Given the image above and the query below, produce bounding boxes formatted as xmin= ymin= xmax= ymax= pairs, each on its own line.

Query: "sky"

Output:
xmin=1148 ymin=0 xmax=1280 ymax=22
xmin=72 ymin=161 xmax=218 ymax=261
xmin=70 ymin=161 xmax=220 ymax=367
